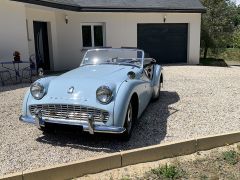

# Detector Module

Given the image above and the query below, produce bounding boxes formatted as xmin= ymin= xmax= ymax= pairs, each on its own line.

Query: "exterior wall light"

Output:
xmin=65 ymin=15 xmax=69 ymax=24
xmin=164 ymin=15 xmax=167 ymax=23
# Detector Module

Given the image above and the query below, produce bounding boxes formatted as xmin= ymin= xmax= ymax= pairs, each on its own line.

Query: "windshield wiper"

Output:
xmin=100 ymin=62 xmax=117 ymax=65
xmin=127 ymin=60 xmax=141 ymax=63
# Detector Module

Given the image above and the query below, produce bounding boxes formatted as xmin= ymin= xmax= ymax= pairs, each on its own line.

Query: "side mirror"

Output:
xmin=127 ymin=71 xmax=136 ymax=79
xmin=38 ymin=68 xmax=44 ymax=77
xmin=151 ymin=59 xmax=157 ymax=64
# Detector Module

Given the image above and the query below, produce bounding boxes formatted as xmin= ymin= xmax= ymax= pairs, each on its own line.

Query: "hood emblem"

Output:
xmin=68 ymin=86 xmax=74 ymax=94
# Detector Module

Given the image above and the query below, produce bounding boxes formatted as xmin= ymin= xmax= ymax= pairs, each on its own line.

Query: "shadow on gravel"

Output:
xmin=0 ymin=83 xmax=30 ymax=93
xmin=0 ymin=72 xmax=65 ymax=93
xmin=36 ymin=91 xmax=180 ymax=153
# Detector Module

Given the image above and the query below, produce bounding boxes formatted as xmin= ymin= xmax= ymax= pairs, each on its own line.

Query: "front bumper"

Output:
xmin=19 ymin=115 xmax=125 ymax=134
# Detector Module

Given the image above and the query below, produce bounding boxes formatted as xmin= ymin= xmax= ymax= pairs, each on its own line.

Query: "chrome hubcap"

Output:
xmin=158 ymin=82 xmax=161 ymax=96
xmin=126 ymin=103 xmax=133 ymax=133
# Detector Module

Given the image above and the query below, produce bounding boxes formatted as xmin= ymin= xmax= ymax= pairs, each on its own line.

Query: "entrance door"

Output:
xmin=33 ymin=21 xmax=50 ymax=70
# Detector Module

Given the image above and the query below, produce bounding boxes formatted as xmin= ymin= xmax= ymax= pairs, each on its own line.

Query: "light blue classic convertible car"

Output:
xmin=20 ymin=48 xmax=163 ymax=139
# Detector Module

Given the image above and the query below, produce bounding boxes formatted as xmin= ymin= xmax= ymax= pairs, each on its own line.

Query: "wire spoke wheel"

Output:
xmin=122 ymin=101 xmax=134 ymax=140
xmin=158 ymin=81 xmax=161 ymax=95
xmin=154 ymin=79 xmax=161 ymax=100
xmin=126 ymin=103 xmax=133 ymax=134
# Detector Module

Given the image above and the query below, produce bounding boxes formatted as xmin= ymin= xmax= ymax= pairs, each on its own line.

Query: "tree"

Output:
xmin=233 ymin=28 xmax=240 ymax=48
xmin=233 ymin=5 xmax=240 ymax=27
xmin=201 ymin=0 xmax=237 ymax=58
xmin=233 ymin=5 xmax=240 ymax=48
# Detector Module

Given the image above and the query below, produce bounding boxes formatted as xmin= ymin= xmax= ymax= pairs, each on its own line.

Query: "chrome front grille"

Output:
xmin=29 ymin=104 xmax=109 ymax=122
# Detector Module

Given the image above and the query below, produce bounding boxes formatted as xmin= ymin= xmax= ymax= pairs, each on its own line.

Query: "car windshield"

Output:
xmin=81 ymin=49 xmax=144 ymax=67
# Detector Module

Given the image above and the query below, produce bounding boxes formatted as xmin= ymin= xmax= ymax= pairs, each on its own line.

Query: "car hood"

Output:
xmin=46 ymin=65 xmax=140 ymax=100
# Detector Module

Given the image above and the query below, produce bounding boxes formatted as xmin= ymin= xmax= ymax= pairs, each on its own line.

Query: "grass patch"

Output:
xmin=220 ymin=48 xmax=240 ymax=62
xmin=222 ymin=150 xmax=239 ymax=165
xmin=142 ymin=149 xmax=240 ymax=179
xmin=200 ymin=174 xmax=209 ymax=180
xmin=81 ymin=144 xmax=240 ymax=180
xmin=150 ymin=164 xmax=184 ymax=179
xmin=121 ymin=177 xmax=131 ymax=180
xmin=200 ymin=48 xmax=240 ymax=66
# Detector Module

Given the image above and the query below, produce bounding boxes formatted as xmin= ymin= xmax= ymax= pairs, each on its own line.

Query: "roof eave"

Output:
xmin=11 ymin=0 xmax=207 ymax=13
xmin=79 ymin=8 xmax=207 ymax=13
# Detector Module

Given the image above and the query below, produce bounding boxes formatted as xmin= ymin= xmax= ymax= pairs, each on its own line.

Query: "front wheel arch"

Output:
xmin=160 ymin=73 xmax=163 ymax=84
xmin=131 ymin=93 xmax=139 ymax=121
xmin=121 ymin=93 xmax=139 ymax=140
xmin=113 ymin=80 xmax=141 ymax=127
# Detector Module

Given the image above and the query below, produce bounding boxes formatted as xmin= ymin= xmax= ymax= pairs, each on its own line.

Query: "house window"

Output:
xmin=81 ymin=23 xmax=105 ymax=48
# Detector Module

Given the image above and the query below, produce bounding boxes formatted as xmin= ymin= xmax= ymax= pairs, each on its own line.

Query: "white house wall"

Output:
xmin=0 ymin=1 xmax=202 ymax=71
xmin=0 ymin=0 xmax=29 ymax=62
xmin=55 ymin=12 xmax=201 ymax=70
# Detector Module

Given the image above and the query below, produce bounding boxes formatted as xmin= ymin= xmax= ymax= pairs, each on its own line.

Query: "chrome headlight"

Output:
xmin=96 ymin=86 xmax=113 ymax=104
xmin=30 ymin=82 xmax=45 ymax=100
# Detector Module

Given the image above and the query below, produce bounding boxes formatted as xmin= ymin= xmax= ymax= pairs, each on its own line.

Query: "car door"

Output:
xmin=139 ymin=65 xmax=153 ymax=110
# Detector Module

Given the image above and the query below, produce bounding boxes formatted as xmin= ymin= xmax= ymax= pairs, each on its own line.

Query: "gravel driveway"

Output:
xmin=0 ymin=66 xmax=240 ymax=175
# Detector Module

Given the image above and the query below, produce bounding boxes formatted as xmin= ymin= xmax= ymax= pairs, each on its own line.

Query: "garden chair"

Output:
xmin=21 ymin=54 xmax=37 ymax=83
xmin=0 ymin=70 xmax=12 ymax=86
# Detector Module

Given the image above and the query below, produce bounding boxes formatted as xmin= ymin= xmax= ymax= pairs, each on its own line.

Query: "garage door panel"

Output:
xmin=137 ymin=23 xmax=188 ymax=64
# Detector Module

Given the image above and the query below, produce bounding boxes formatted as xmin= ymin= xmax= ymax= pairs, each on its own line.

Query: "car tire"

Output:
xmin=121 ymin=101 xmax=134 ymax=140
xmin=39 ymin=124 xmax=53 ymax=134
xmin=153 ymin=78 xmax=162 ymax=100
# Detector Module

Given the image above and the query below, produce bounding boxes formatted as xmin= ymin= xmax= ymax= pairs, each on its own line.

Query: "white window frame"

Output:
xmin=81 ymin=23 xmax=106 ymax=49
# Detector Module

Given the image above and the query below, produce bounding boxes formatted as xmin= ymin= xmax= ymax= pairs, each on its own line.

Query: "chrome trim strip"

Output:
xmin=19 ymin=115 xmax=125 ymax=134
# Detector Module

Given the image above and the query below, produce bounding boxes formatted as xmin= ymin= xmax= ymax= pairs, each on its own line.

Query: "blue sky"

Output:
xmin=235 ymin=0 xmax=240 ymax=5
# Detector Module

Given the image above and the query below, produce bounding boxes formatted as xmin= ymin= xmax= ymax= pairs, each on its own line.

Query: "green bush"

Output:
xmin=222 ymin=150 xmax=239 ymax=165
xmin=201 ymin=48 xmax=240 ymax=61
xmin=233 ymin=29 xmax=240 ymax=48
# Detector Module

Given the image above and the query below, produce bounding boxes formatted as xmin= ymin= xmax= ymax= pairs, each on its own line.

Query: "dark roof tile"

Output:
xmin=12 ymin=0 xmax=206 ymax=13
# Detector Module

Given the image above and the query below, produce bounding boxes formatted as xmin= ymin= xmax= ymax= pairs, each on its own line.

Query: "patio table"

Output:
xmin=0 ymin=61 xmax=32 ymax=83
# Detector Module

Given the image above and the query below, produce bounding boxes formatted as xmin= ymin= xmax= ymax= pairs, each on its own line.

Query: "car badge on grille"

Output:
xmin=65 ymin=112 xmax=70 ymax=119
xmin=68 ymin=86 xmax=74 ymax=94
